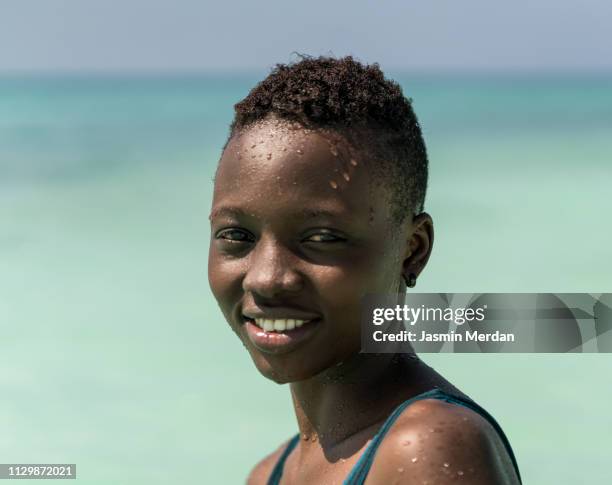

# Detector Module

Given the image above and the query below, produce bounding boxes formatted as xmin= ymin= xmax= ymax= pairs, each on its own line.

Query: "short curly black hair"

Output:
xmin=227 ymin=55 xmax=428 ymax=223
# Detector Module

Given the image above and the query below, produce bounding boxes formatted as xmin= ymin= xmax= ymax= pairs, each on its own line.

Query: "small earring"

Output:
xmin=403 ymin=273 xmax=417 ymax=288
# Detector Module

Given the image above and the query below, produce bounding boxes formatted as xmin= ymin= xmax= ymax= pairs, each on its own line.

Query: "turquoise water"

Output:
xmin=1 ymin=74 xmax=611 ymax=484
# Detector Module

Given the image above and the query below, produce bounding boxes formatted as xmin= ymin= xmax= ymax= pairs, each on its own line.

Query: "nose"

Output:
xmin=242 ymin=235 xmax=303 ymax=298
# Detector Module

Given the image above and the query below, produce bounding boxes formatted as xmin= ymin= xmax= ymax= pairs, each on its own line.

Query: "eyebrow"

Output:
xmin=208 ymin=207 xmax=249 ymax=220
xmin=208 ymin=206 xmax=346 ymax=221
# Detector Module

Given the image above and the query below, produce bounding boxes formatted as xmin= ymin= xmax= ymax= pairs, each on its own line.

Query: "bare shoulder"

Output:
xmin=366 ymin=398 xmax=520 ymax=485
xmin=246 ymin=437 xmax=294 ymax=485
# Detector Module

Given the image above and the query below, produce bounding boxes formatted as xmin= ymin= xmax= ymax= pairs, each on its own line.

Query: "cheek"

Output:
xmin=318 ymin=249 xmax=399 ymax=296
xmin=313 ymin=263 xmax=375 ymax=319
xmin=207 ymin=251 xmax=243 ymax=316
xmin=316 ymin=261 xmax=401 ymax=334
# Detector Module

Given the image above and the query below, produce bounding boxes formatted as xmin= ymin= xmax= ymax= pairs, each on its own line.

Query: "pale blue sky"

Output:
xmin=1 ymin=0 xmax=611 ymax=72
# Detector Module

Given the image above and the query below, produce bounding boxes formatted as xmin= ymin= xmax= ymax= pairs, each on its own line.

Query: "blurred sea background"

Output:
xmin=1 ymin=73 xmax=611 ymax=484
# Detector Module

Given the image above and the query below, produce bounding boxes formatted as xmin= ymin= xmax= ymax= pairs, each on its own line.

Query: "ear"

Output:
xmin=402 ymin=212 xmax=434 ymax=282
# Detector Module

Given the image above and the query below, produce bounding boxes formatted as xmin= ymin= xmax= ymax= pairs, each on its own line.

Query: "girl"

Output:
xmin=208 ymin=56 xmax=521 ymax=485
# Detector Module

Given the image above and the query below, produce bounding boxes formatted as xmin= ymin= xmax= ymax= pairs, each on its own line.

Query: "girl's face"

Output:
xmin=208 ymin=119 xmax=422 ymax=383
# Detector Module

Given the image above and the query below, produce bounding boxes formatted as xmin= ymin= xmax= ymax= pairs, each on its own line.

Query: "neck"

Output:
xmin=289 ymin=350 xmax=428 ymax=457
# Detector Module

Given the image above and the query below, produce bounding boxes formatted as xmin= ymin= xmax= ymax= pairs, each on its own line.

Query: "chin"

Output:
xmin=251 ymin=353 xmax=334 ymax=384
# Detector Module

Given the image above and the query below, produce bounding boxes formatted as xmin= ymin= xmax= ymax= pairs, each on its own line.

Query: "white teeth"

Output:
xmin=252 ymin=317 xmax=310 ymax=332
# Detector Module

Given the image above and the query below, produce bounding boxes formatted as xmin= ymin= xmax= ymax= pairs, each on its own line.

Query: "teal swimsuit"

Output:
xmin=267 ymin=388 xmax=522 ymax=484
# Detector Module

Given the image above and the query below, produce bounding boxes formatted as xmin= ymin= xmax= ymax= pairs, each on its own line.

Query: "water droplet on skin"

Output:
xmin=350 ymin=159 xmax=358 ymax=166
xmin=330 ymin=146 xmax=339 ymax=156
xmin=329 ymin=180 xmax=338 ymax=189
xmin=342 ymin=172 xmax=350 ymax=181
xmin=443 ymin=462 xmax=450 ymax=468
xmin=457 ymin=470 xmax=464 ymax=476
xmin=297 ymin=149 xmax=303 ymax=155
xmin=411 ymin=457 xmax=418 ymax=463
xmin=267 ymin=153 xmax=272 ymax=160
xmin=397 ymin=467 xmax=404 ymax=473
xmin=429 ymin=428 xmax=434 ymax=433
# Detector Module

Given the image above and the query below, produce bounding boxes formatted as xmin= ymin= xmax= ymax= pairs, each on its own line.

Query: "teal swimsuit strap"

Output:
xmin=343 ymin=388 xmax=522 ymax=484
xmin=267 ymin=434 xmax=300 ymax=485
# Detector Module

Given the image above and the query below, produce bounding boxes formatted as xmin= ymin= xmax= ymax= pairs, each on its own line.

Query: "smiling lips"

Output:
xmin=242 ymin=314 xmax=322 ymax=353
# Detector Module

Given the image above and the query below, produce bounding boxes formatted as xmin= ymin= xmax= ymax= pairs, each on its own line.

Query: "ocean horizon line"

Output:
xmin=1 ymin=67 xmax=612 ymax=81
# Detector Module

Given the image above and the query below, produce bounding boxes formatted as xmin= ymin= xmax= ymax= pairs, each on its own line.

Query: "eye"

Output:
xmin=215 ymin=228 xmax=254 ymax=243
xmin=303 ymin=231 xmax=346 ymax=243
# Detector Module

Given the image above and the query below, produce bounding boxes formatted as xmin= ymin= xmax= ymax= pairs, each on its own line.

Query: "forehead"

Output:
xmin=212 ymin=119 xmax=392 ymax=223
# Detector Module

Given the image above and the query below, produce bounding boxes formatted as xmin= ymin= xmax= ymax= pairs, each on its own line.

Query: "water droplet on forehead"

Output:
xmin=411 ymin=457 xmax=418 ymax=463
xmin=267 ymin=153 xmax=272 ymax=160
xmin=296 ymin=149 xmax=303 ymax=155
xmin=342 ymin=172 xmax=350 ymax=181
xmin=329 ymin=180 xmax=338 ymax=189
xmin=350 ymin=159 xmax=358 ymax=166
